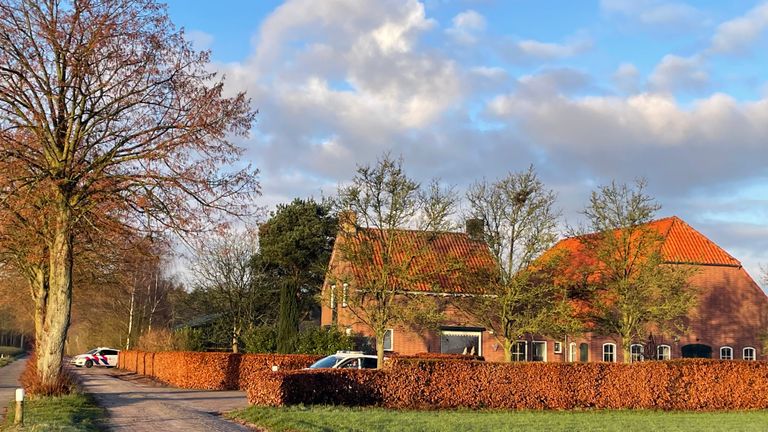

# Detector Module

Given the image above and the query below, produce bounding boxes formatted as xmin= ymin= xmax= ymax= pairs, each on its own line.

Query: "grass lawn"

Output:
xmin=1 ymin=393 xmax=106 ymax=432
xmin=229 ymin=406 xmax=768 ymax=432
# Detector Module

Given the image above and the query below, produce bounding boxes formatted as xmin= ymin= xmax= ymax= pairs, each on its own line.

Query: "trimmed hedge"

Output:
xmin=246 ymin=359 xmax=768 ymax=411
xmin=118 ymin=350 xmax=321 ymax=390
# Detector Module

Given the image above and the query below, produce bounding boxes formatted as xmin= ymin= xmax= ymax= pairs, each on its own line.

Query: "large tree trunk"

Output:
xmin=36 ymin=208 xmax=74 ymax=388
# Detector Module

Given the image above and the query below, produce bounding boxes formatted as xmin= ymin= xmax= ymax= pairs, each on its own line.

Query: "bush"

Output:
xmin=21 ymin=351 xmax=77 ymax=396
xmin=245 ymin=359 xmax=768 ymax=411
xmin=117 ymin=350 xmax=322 ymax=390
xmin=243 ymin=325 xmax=355 ymax=355
xmin=243 ymin=325 xmax=278 ymax=353
xmin=172 ymin=327 xmax=206 ymax=352
xmin=293 ymin=326 xmax=355 ymax=355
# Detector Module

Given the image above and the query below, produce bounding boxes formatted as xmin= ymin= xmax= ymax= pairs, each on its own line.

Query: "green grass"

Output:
xmin=229 ymin=406 xmax=768 ymax=432
xmin=1 ymin=393 xmax=106 ymax=432
xmin=0 ymin=347 xmax=23 ymax=368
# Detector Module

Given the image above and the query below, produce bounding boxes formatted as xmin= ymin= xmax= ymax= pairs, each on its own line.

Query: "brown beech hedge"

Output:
xmin=118 ymin=350 xmax=321 ymax=390
xmin=247 ymin=359 xmax=768 ymax=410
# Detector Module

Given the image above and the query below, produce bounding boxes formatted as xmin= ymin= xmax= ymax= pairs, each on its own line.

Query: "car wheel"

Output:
xmin=84 ymin=359 xmax=93 ymax=368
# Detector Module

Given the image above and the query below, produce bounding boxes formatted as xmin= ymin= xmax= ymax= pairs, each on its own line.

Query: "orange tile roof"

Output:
xmin=332 ymin=228 xmax=497 ymax=294
xmin=552 ymin=216 xmax=741 ymax=268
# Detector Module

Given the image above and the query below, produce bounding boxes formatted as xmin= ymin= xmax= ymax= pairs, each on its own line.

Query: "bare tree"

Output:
xmin=0 ymin=0 xmax=258 ymax=388
xmin=577 ymin=180 xmax=696 ymax=363
xmin=462 ymin=167 xmax=577 ymax=361
xmin=333 ymin=154 xmax=459 ymax=368
xmin=189 ymin=229 xmax=265 ymax=353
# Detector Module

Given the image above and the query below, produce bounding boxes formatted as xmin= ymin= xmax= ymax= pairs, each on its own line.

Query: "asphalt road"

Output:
xmin=73 ymin=367 xmax=252 ymax=431
xmin=0 ymin=356 xmax=26 ymax=421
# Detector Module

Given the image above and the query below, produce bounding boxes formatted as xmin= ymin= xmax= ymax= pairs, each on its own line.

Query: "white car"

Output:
xmin=308 ymin=351 xmax=380 ymax=369
xmin=71 ymin=347 xmax=120 ymax=368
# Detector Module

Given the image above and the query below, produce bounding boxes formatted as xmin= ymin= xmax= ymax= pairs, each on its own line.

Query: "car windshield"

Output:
xmin=309 ymin=355 xmax=341 ymax=369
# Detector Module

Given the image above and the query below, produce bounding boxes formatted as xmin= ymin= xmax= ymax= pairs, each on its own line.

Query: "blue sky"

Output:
xmin=164 ymin=0 xmax=768 ymax=284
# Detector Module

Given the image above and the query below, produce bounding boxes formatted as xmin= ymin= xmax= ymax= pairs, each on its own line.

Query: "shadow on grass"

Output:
xmin=2 ymin=393 xmax=106 ymax=432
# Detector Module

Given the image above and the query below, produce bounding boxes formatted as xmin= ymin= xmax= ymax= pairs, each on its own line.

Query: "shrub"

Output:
xmin=243 ymin=325 xmax=278 ymax=353
xmin=245 ymin=359 xmax=768 ymax=411
xmin=117 ymin=350 xmax=321 ymax=390
xmin=243 ymin=325 xmax=355 ymax=355
xmin=21 ymin=351 xmax=77 ymax=396
xmin=172 ymin=327 xmax=206 ymax=352
xmin=292 ymin=326 xmax=355 ymax=355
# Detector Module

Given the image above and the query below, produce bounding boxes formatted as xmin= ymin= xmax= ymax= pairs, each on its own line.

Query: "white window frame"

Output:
xmin=329 ymin=284 xmax=336 ymax=309
xmin=743 ymin=347 xmax=756 ymax=361
xmin=602 ymin=343 xmax=616 ymax=362
xmin=630 ymin=344 xmax=644 ymax=363
xmin=440 ymin=329 xmax=482 ymax=356
xmin=511 ymin=340 xmax=527 ymax=361
xmin=531 ymin=341 xmax=547 ymax=362
xmin=342 ymin=283 xmax=349 ymax=308
xmin=569 ymin=342 xmax=577 ymax=362
xmin=383 ymin=329 xmax=394 ymax=351
xmin=657 ymin=344 xmax=671 ymax=360
xmin=553 ymin=341 xmax=562 ymax=354
xmin=720 ymin=346 xmax=733 ymax=360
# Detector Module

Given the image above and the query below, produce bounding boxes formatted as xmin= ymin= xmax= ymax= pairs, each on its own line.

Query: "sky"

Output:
xmin=163 ymin=0 xmax=768 ymax=285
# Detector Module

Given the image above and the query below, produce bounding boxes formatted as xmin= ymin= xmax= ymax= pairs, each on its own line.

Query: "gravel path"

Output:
xmin=74 ymin=367 xmax=252 ymax=432
xmin=0 ymin=356 xmax=26 ymax=421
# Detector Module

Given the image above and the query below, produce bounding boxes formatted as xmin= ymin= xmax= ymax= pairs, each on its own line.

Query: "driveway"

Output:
xmin=73 ymin=367 xmax=251 ymax=431
xmin=0 ymin=356 xmax=26 ymax=421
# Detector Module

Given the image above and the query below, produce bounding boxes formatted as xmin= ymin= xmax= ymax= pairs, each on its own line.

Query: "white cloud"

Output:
xmin=185 ymin=29 xmax=214 ymax=51
xmin=648 ymin=55 xmax=709 ymax=93
xmin=601 ymin=0 xmax=707 ymax=30
xmin=613 ymin=63 xmax=641 ymax=94
xmin=709 ymin=2 xmax=768 ymax=55
xmin=446 ymin=10 xmax=486 ymax=44
xmin=501 ymin=33 xmax=593 ymax=64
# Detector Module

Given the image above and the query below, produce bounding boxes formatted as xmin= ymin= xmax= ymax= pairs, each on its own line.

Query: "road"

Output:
xmin=73 ymin=367 xmax=252 ymax=432
xmin=0 ymin=356 xmax=26 ymax=421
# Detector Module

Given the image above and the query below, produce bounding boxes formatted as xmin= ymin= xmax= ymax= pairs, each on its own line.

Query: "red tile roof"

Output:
xmin=553 ymin=216 xmax=740 ymax=268
xmin=332 ymin=228 xmax=497 ymax=294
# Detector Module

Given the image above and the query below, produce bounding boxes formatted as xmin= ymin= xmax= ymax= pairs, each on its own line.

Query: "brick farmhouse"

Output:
xmin=321 ymin=215 xmax=768 ymax=362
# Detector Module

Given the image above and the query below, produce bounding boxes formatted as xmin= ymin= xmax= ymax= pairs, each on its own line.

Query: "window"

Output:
xmin=383 ymin=329 xmax=394 ymax=351
xmin=554 ymin=341 xmax=562 ymax=354
xmin=579 ymin=343 xmax=589 ymax=362
xmin=743 ymin=347 xmax=756 ymax=361
xmin=511 ymin=341 xmax=527 ymax=362
xmin=329 ymin=284 xmax=336 ymax=309
xmin=361 ymin=357 xmax=378 ymax=369
xmin=720 ymin=346 xmax=733 ymax=360
xmin=342 ymin=283 xmax=348 ymax=307
xmin=630 ymin=344 xmax=644 ymax=363
xmin=657 ymin=345 xmax=671 ymax=360
xmin=339 ymin=358 xmax=360 ymax=369
xmin=602 ymin=343 xmax=616 ymax=362
xmin=569 ymin=342 xmax=577 ymax=362
xmin=532 ymin=341 xmax=547 ymax=362
xmin=440 ymin=328 xmax=482 ymax=356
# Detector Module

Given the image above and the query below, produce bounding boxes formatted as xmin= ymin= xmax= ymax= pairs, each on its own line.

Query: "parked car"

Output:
xmin=71 ymin=347 xmax=120 ymax=368
xmin=307 ymin=351 xmax=380 ymax=369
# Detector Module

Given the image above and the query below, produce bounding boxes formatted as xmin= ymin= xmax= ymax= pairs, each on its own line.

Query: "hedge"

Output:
xmin=246 ymin=359 xmax=768 ymax=411
xmin=118 ymin=350 xmax=321 ymax=390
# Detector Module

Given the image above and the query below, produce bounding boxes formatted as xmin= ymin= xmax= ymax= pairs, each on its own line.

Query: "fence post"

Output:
xmin=14 ymin=388 xmax=24 ymax=425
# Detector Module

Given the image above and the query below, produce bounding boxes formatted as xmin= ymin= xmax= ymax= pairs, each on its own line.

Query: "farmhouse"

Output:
xmin=321 ymin=215 xmax=768 ymax=362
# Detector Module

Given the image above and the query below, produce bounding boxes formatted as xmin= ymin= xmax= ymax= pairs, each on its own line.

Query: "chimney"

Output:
xmin=339 ymin=210 xmax=357 ymax=235
xmin=465 ymin=218 xmax=484 ymax=241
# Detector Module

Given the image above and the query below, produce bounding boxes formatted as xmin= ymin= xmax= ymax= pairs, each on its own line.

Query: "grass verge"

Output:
xmin=228 ymin=405 xmax=768 ymax=432
xmin=0 ymin=347 xmax=23 ymax=368
xmin=1 ymin=393 xmax=106 ymax=432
